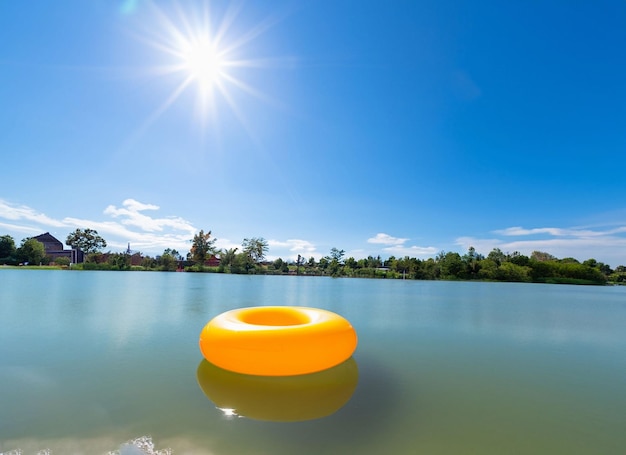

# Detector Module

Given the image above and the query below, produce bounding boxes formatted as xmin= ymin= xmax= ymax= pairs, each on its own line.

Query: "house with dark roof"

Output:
xmin=32 ymin=232 xmax=84 ymax=264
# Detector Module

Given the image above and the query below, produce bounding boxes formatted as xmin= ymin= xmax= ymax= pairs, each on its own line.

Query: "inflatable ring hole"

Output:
xmin=238 ymin=307 xmax=310 ymax=326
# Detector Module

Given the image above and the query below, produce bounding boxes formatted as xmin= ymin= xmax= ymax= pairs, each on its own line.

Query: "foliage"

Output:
xmin=66 ymin=228 xmax=107 ymax=254
xmin=230 ymin=252 xmax=256 ymax=274
xmin=54 ymin=256 xmax=71 ymax=267
xmin=190 ymin=230 xmax=217 ymax=264
xmin=242 ymin=237 xmax=269 ymax=263
xmin=219 ymin=248 xmax=238 ymax=267
xmin=107 ymin=252 xmax=131 ymax=271
xmin=0 ymin=235 xmax=17 ymax=264
xmin=1 ymin=229 xmax=621 ymax=286
xmin=158 ymin=249 xmax=179 ymax=271
xmin=16 ymin=238 xmax=47 ymax=265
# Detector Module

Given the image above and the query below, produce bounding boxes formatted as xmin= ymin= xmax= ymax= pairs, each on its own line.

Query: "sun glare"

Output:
xmin=129 ymin=1 xmax=286 ymax=131
xmin=181 ymin=38 xmax=224 ymax=93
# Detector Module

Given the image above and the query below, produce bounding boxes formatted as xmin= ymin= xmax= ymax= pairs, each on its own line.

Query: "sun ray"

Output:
xmin=219 ymin=71 xmax=286 ymax=110
xmin=120 ymin=0 xmax=292 ymax=146
xmin=120 ymin=74 xmax=194 ymax=153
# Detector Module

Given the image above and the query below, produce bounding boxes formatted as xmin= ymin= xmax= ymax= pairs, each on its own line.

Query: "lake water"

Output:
xmin=1 ymin=270 xmax=625 ymax=454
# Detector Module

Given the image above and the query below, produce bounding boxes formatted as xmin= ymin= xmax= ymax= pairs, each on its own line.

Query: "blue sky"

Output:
xmin=1 ymin=0 xmax=625 ymax=266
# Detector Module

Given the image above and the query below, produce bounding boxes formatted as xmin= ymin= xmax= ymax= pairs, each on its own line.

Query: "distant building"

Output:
xmin=32 ymin=232 xmax=84 ymax=263
xmin=205 ymin=255 xmax=221 ymax=267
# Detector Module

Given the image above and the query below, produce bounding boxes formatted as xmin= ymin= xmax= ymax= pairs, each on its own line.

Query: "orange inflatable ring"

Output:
xmin=199 ymin=306 xmax=358 ymax=376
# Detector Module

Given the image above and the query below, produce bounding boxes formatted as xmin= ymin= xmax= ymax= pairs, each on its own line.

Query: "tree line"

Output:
xmin=1 ymin=229 xmax=625 ymax=285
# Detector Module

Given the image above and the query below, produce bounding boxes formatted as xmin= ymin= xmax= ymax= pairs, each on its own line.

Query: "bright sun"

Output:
xmin=181 ymin=38 xmax=225 ymax=93
xmin=131 ymin=1 xmax=284 ymax=128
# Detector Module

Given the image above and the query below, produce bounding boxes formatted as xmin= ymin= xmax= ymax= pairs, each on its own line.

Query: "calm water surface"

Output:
xmin=1 ymin=270 xmax=625 ymax=454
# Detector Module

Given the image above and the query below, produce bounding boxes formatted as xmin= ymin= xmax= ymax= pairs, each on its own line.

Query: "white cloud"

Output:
xmin=104 ymin=199 xmax=196 ymax=234
xmin=457 ymin=223 xmax=626 ymax=267
xmin=382 ymin=245 xmax=439 ymax=257
xmin=0 ymin=221 xmax=42 ymax=234
xmin=366 ymin=232 xmax=437 ymax=258
xmin=0 ymin=199 xmax=66 ymax=227
xmin=367 ymin=233 xmax=408 ymax=245
xmin=495 ymin=225 xmax=626 ymax=238
xmin=0 ymin=198 xmax=199 ymax=254
xmin=267 ymin=239 xmax=319 ymax=261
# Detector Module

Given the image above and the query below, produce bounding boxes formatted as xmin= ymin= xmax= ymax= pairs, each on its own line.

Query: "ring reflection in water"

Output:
xmin=196 ymin=357 xmax=359 ymax=422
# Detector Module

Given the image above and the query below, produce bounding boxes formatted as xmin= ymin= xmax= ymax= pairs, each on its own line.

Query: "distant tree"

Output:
xmin=463 ymin=246 xmax=482 ymax=277
xmin=531 ymin=251 xmax=556 ymax=262
xmin=66 ymin=228 xmax=107 ymax=254
xmin=231 ymin=252 xmax=255 ymax=274
xmin=438 ymin=252 xmax=464 ymax=279
xmin=597 ymin=262 xmax=613 ymax=275
xmin=16 ymin=238 xmax=46 ymax=265
xmin=366 ymin=255 xmax=382 ymax=268
xmin=507 ymin=251 xmax=530 ymax=266
xmin=478 ymin=259 xmax=498 ymax=280
xmin=242 ymin=237 xmax=269 ymax=263
xmin=295 ymin=254 xmax=305 ymax=275
xmin=0 ymin=235 xmax=17 ymax=263
xmin=487 ymin=248 xmax=506 ymax=266
xmin=219 ymin=248 xmax=238 ymax=267
xmin=142 ymin=256 xmax=157 ymax=269
xmin=107 ymin=252 xmax=130 ymax=270
xmin=158 ymin=249 xmax=178 ymax=271
xmin=329 ymin=247 xmax=345 ymax=264
xmin=497 ymin=262 xmax=531 ymax=282
xmin=163 ymin=248 xmax=183 ymax=261
xmin=190 ymin=230 xmax=217 ymax=264
xmin=54 ymin=256 xmax=71 ymax=267
xmin=396 ymin=256 xmax=412 ymax=277
xmin=272 ymin=257 xmax=284 ymax=270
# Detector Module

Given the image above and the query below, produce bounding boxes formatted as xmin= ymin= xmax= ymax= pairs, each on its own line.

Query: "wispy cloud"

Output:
xmin=382 ymin=245 xmax=439 ymax=257
xmin=104 ymin=199 xmax=197 ymax=234
xmin=366 ymin=232 xmax=437 ymax=258
xmin=367 ymin=233 xmax=408 ymax=245
xmin=495 ymin=225 xmax=626 ymax=238
xmin=0 ymin=200 xmax=66 ymax=228
xmin=267 ymin=239 xmax=318 ymax=260
xmin=458 ymin=224 xmax=626 ymax=266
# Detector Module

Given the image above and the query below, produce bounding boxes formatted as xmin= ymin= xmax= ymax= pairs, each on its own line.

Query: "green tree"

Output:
xmin=190 ymin=230 xmax=217 ymax=264
xmin=463 ymin=246 xmax=482 ymax=278
xmin=438 ymin=252 xmax=464 ymax=279
xmin=242 ymin=237 xmax=269 ymax=263
xmin=163 ymin=248 xmax=182 ymax=261
xmin=272 ymin=257 xmax=284 ymax=271
xmin=508 ymin=251 xmax=530 ymax=266
xmin=54 ymin=256 xmax=71 ymax=267
xmin=158 ymin=249 xmax=179 ymax=271
xmin=108 ymin=252 xmax=130 ymax=270
xmin=487 ymin=248 xmax=506 ymax=266
xmin=219 ymin=248 xmax=238 ymax=268
xmin=329 ymin=247 xmax=345 ymax=263
xmin=496 ymin=262 xmax=531 ymax=282
xmin=0 ymin=235 xmax=17 ymax=263
xmin=66 ymin=228 xmax=107 ymax=254
xmin=231 ymin=252 xmax=255 ymax=274
xmin=16 ymin=238 xmax=46 ymax=265
xmin=531 ymin=251 xmax=556 ymax=262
